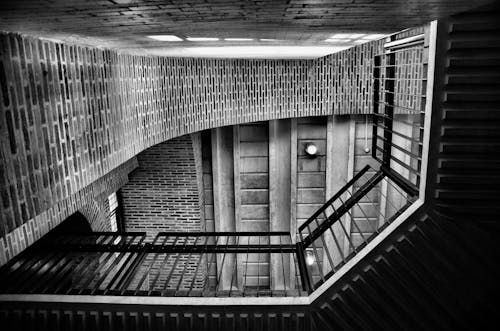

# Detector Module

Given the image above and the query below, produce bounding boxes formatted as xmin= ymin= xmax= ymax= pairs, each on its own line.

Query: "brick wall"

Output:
xmin=0 ymin=157 xmax=137 ymax=265
xmin=0 ymin=31 xmax=385 ymax=242
xmin=121 ymin=135 xmax=201 ymax=240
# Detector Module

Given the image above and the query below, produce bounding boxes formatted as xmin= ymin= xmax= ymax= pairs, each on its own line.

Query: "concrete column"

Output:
xmin=324 ymin=115 xmax=352 ymax=271
xmin=211 ymin=127 xmax=236 ymax=290
xmin=289 ymin=119 xmax=298 ymax=290
xmin=190 ymin=132 xmax=205 ymax=231
xmin=269 ymin=119 xmax=292 ymax=290
xmin=290 ymin=119 xmax=298 ymax=240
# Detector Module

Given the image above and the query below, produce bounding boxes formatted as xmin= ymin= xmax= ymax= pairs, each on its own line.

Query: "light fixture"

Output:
xmin=147 ymin=35 xmax=183 ymax=41
xmin=306 ymin=250 xmax=315 ymax=266
xmin=144 ymin=46 xmax=349 ymax=59
xmin=361 ymin=34 xmax=386 ymax=40
xmin=224 ymin=38 xmax=253 ymax=41
xmin=329 ymin=33 xmax=362 ymax=39
xmin=325 ymin=38 xmax=353 ymax=43
xmin=186 ymin=37 xmax=219 ymax=42
xmin=304 ymin=143 xmax=318 ymax=157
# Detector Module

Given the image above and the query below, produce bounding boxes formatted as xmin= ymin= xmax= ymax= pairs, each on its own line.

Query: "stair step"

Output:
xmin=449 ymin=30 xmax=500 ymax=42
xmin=386 ymin=245 xmax=465 ymax=324
xmin=419 ymin=217 xmax=498 ymax=278
xmin=358 ymin=270 xmax=417 ymax=330
xmin=446 ymin=48 xmax=500 ymax=60
xmin=444 ymin=84 xmax=500 ymax=94
xmin=443 ymin=108 xmax=500 ymax=119
xmin=340 ymin=284 xmax=391 ymax=330
xmin=350 ymin=276 xmax=404 ymax=329
xmin=374 ymin=257 xmax=448 ymax=329
xmin=447 ymin=66 xmax=500 ymax=76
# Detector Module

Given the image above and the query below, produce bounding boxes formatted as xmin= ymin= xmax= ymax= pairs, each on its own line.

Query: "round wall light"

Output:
xmin=304 ymin=143 xmax=318 ymax=157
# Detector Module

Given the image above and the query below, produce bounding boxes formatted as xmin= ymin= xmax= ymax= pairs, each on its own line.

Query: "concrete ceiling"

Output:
xmin=0 ymin=0 xmax=494 ymax=58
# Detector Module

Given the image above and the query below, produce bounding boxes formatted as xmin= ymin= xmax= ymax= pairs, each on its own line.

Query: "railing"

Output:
xmin=293 ymin=33 xmax=427 ymax=293
xmin=0 ymin=232 xmax=305 ymax=297
xmin=296 ymin=165 xmax=418 ymax=292
xmin=372 ymin=41 xmax=425 ymax=191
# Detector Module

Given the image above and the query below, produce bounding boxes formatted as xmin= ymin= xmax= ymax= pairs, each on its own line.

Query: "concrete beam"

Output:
xmin=269 ymin=119 xmax=292 ymax=290
xmin=211 ymin=127 xmax=237 ymax=290
xmin=324 ymin=115 xmax=352 ymax=270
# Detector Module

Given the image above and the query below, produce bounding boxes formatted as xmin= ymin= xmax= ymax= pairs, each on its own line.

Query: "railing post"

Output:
xmin=372 ymin=55 xmax=380 ymax=160
xmin=383 ymin=51 xmax=396 ymax=166
xmin=295 ymin=242 xmax=313 ymax=293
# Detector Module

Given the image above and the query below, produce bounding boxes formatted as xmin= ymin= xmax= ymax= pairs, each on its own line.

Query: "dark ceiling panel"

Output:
xmin=0 ymin=0 xmax=494 ymax=53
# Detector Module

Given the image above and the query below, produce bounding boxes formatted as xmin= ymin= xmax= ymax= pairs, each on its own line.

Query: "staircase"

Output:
xmin=312 ymin=4 xmax=500 ymax=330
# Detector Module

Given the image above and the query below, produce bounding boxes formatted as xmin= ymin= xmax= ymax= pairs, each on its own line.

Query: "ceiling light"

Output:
xmin=260 ymin=39 xmax=278 ymax=41
xmin=142 ymin=46 xmax=349 ymax=59
xmin=224 ymin=38 xmax=253 ymax=41
xmin=330 ymin=33 xmax=354 ymax=39
xmin=147 ymin=35 xmax=183 ymax=41
xmin=186 ymin=37 xmax=219 ymax=42
xmin=362 ymin=34 xmax=386 ymax=40
xmin=330 ymin=33 xmax=365 ymax=39
xmin=325 ymin=38 xmax=353 ymax=43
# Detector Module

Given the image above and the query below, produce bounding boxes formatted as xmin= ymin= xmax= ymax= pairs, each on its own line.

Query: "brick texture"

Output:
xmin=121 ymin=135 xmax=201 ymax=240
xmin=0 ymin=157 xmax=137 ymax=266
xmin=120 ymin=135 xmax=205 ymax=290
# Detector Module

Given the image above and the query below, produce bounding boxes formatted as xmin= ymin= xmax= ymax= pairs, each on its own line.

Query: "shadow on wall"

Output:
xmin=49 ymin=212 xmax=92 ymax=235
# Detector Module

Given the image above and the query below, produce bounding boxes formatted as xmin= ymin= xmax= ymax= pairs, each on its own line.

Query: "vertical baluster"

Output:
xmin=175 ymin=235 xmax=200 ymax=295
xmin=187 ymin=235 xmax=210 ymax=296
xmin=229 ymin=235 xmax=239 ymax=297
xmin=149 ymin=235 xmax=178 ymax=294
xmin=163 ymin=235 xmax=190 ymax=295
xmin=242 ymin=235 xmax=251 ymax=297
xmin=134 ymin=235 xmax=167 ymax=294
xmin=306 ymin=223 xmax=325 ymax=284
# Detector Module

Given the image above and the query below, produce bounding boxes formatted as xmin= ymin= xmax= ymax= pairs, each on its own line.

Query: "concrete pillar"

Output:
xmin=211 ymin=127 xmax=237 ymax=290
xmin=324 ymin=115 xmax=352 ymax=271
xmin=190 ymin=132 xmax=205 ymax=231
xmin=269 ymin=119 xmax=292 ymax=290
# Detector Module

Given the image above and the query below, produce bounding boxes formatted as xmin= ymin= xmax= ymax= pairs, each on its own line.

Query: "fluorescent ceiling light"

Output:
xmin=325 ymin=38 xmax=353 ymax=43
xmin=143 ymin=46 xmax=349 ymax=59
xmin=260 ymin=39 xmax=279 ymax=41
xmin=330 ymin=33 xmax=362 ymax=39
xmin=224 ymin=38 xmax=253 ymax=41
xmin=147 ymin=35 xmax=183 ymax=41
xmin=186 ymin=37 xmax=219 ymax=42
xmin=362 ymin=34 xmax=386 ymax=40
